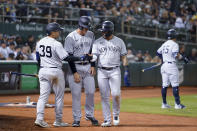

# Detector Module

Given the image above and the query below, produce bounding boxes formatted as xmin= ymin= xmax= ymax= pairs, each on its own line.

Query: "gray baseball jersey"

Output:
xmin=64 ymin=30 xmax=96 ymax=121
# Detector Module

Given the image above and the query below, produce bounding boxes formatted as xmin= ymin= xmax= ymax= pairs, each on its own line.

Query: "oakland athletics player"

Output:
xmin=91 ymin=21 xmax=128 ymax=127
xmin=64 ymin=16 xmax=98 ymax=127
xmin=35 ymin=22 xmax=88 ymax=128
xmin=157 ymin=29 xmax=188 ymax=109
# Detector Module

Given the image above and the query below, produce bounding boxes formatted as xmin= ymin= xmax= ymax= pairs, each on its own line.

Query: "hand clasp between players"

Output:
xmin=80 ymin=54 xmax=93 ymax=61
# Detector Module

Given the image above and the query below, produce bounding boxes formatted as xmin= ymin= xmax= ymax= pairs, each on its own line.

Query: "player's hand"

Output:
xmin=83 ymin=54 xmax=93 ymax=61
xmin=74 ymin=72 xmax=80 ymax=83
xmin=90 ymin=67 xmax=96 ymax=76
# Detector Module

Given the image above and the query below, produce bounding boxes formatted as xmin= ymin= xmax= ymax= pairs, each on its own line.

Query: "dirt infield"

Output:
xmin=0 ymin=87 xmax=197 ymax=131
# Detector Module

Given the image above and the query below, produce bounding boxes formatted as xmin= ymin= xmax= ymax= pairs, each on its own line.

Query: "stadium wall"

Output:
xmin=0 ymin=61 xmax=196 ymax=94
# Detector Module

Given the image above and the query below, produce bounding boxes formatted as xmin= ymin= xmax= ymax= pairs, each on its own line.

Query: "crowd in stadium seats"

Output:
xmin=0 ymin=0 xmax=197 ymax=62
xmin=0 ymin=0 xmax=197 ymax=28
xmin=0 ymin=33 xmax=36 ymax=60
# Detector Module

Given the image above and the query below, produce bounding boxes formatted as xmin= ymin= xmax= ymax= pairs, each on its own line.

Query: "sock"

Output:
xmin=161 ymin=87 xmax=167 ymax=104
xmin=173 ymin=86 xmax=180 ymax=105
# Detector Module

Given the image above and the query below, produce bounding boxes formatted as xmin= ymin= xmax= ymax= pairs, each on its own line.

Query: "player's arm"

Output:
xmin=122 ymin=55 xmax=128 ymax=66
xmin=177 ymin=52 xmax=189 ymax=64
xmin=36 ymin=51 xmax=40 ymax=67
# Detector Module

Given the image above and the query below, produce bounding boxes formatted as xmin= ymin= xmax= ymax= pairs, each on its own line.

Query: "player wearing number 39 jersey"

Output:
xmin=35 ymin=22 xmax=88 ymax=128
xmin=157 ymin=29 xmax=185 ymax=110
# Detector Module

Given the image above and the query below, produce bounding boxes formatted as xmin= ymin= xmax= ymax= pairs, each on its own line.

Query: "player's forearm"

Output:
xmin=68 ymin=61 xmax=77 ymax=74
xmin=90 ymin=54 xmax=98 ymax=62
xmin=122 ymin=55 xmax=128 ymax=66
xmin=64 ymin=55 xmax=81 ymax=62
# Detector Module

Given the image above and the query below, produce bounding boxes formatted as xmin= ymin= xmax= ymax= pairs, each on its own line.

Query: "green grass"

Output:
xmin=95 ymin=95 xmax=197 ymax=117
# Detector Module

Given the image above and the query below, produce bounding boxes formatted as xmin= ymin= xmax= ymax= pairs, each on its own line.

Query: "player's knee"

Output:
xmin=111 ymin=90 xmax=120 ymax=97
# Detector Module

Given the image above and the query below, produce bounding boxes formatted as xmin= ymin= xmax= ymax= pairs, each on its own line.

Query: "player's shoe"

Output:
xmin=175 ymin=103 xmax=186 ymax=109
xmin=113 ymin=116 xmax=120 ymax=126
xmin=53 ymin=120 xmax=69 ymax=127
xmin=35 ymin=120 xmax=50 ymax=128
xmin=161 ymin=103 xmax=171 ymax=109
xmin=72 ymin=121 xmax=80 ymax=127
xmin=85 ymin=116 xmax=99 ymax=126
xmin=101 ymin=121 xmax=111 ymax=127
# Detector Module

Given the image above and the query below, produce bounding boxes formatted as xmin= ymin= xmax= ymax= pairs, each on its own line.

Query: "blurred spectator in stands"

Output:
xmin=25 ymin=35 xmax=35 ymax=52
xmin=0 ymin=33 xmax=3 ymax=41
xmin=169 ymin=12 xmax=176 ymax=25
xmin=5 ymin=0 xmax=17 ymax=23
xmin=7 ymin=35 xmax=16 ymax=45
xmin=143 ymin=50 xmax=152 ymax=63
xmin=175 ymin=15 xmax=185 ymax=29
xmin=6 ymin=53 xmax=15 ymax=60
xmin=136 ymin=50 xmax=144 ymax=62
xmin=14 ymin=46 xmax=21 ymax=58
xmin=15 ymin=35 xmax=23 ymax=46
xmin=31 ymin=46 xmax=37 ymax=60
xmin=16 ymin=45 xmax=31 ymax=60
xmin=151 ymin=56 xmax=161 ymax=63
xmin=189 ymin=48 xmax=197 ymax=63
xmin=159 ymin=10 xmax=169 ymax=24
xmin=127 ymin=49 xmax=136 ymax=63
xmin=6 ymin=42 xmax=15 ymax=55
xmin=190 ymin=15 xmax=197 ymax=35
xmin=0 ymin=40 xmax=8 ymax=59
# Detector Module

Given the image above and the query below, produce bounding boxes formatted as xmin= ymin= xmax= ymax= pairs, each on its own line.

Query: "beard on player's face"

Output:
xmin=50 ymin=31 xmax=60 ymax=39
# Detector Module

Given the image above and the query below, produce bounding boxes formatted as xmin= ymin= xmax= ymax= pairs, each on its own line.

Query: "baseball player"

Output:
xmin=64 ymin=16 xmax=98 ymax=127
xmin=35 ymin=22 xmax=88 ymax=128
xmin=157 ymin=29 xmax=188 ymax=109
xmin=91 ymin=21 xmax=128 ymax=127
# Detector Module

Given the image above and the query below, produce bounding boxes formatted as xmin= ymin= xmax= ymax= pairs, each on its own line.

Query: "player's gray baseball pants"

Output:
xmin=97 ymin=67 xmax=121 ymax=122
xmin=67 ymin=64 xmax=95 ymax=121
xmin=36 ymin=68 xmax=65 ymax=121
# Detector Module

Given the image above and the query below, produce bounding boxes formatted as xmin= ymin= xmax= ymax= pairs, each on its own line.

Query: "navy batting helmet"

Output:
xmin=167 ymin=29 xmax=178 ymax=39
xmin=46 ymin=22 xmax=64 ymax=35
xmin=78 ymin=16 xmax=91 ymax=29
xmin=99 ymin=21 xmax=114 ymax=32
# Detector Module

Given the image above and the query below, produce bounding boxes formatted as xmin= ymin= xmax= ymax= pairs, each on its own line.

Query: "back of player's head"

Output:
xmin=46 ymin=22 xmax=64 ymax=35
xmin=167 ymin=29 xmax=177 ymax=40
xmin=78 ymin=16 xmax=91 ymax=30
xmin=99 ymin=21 xmax=114 ymax=37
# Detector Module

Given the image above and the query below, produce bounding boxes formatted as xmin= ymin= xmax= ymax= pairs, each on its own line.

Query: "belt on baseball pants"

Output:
xmin=165 ymin=62 xmax=175 ymax=64
xmin=99 ymin=66 xmax=119 ymax=70
xmin=40 ymin=66 xmax=58 ymax=68
xmin=75 ymin=62 xmax=90 ymax=65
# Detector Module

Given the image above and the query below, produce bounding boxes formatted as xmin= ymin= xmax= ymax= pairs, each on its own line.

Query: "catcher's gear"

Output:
xmin=78 ymin=16 xmax=91 ymax=30
xmin=167 ymin=29 xmax=178 ymax=39
xmin=99 ymin=21 xmax=114 ymax=37
xmin=46 ymin=22 xmax=64 ymax=35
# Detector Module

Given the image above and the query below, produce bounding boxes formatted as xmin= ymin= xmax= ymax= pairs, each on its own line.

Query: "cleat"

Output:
xmin=175 ymin=103 xmax=186 ymax=109
xmin=113 ymin=116 xmax=119 ymax=126
xmin=101 ymin=121 xmax=111 ymax=127
xmin=161 ymin=103 xmax=171 ymax=109
xmin=85 ymin=116 xmax=99 ymax=126
xmin=72 ymin=121 xmax=80 ymax=127
xmin=35 ymin=120 xmax=50 ymax=128
xmin=53 ymin=121 xmax=69 ymax=127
